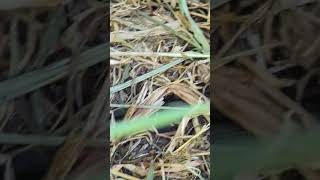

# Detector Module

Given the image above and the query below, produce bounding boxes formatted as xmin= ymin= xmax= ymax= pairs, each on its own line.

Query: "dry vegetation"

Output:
xmin=110 ymin=0 xmax=210 ymax=179
xmin=0 ymin=1 xmax=107 ymax=179
xmin=213 ymin=0 xmax=320 ymax=179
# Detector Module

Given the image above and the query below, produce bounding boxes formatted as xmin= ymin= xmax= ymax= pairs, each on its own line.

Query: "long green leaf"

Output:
xmin=110 ymin=103 xmax=209 ymax=140
xmin=179 ymin=0 xmax=210 ymax=53
xmin=110 ymin=58 xmax=185 ymax=95
xmin=0 ymin=44 xmax=107 ymax=104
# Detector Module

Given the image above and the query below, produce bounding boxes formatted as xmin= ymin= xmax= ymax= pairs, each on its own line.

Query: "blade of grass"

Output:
xmin=136 ymin=11 xmax=203 ymax=51
xmin=162 ymin=0 xmax=204 ymax=49
xmin=110 ymin=58 xmax=184 ymax=95
xmin=110 ymin=104 xmax=189 ymax=110
xmin=146 ymin=163 xmax=155 ymax=180
xmin=0 ymin=43 xmax=107 ymax=104
xmin=111 ymin=51 xmax=209 ymax=58
xmin=110 ymin=103 xmax=209 ymax=140
xmin=179 ymin=0 xmax=210 ymax=53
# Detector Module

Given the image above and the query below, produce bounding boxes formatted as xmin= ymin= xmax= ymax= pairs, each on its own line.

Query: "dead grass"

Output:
xmin=110 ymin=0 xmax=210 ymax=179
xmin=213 ymin=0 xmax=320 ymax=179
xmin=0 ymin=1 xmax=108 ymax=179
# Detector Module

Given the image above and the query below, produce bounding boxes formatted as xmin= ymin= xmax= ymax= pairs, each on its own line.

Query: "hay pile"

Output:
xmin=110 ymin=0 xmax=210 ymax=179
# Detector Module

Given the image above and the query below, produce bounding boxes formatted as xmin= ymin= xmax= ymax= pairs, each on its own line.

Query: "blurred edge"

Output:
xmin=0 ymin=0 xmax=62 ymax=10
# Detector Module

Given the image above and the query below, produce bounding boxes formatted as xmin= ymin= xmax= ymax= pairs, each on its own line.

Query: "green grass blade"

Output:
xmin=110 ymin=103 xmax=209 ymax=140
xmin=110 ymin=58 xmax=185 ymax=95
xmin=0 ymin=44 xmax=107 ymax=104
xmin=179 ymin=0 xmax=210 ymax=53
xmin=146 ymin=163 xmax=155 ymax=180
xmin=137 ymin=11 xmax=203 ymax=51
